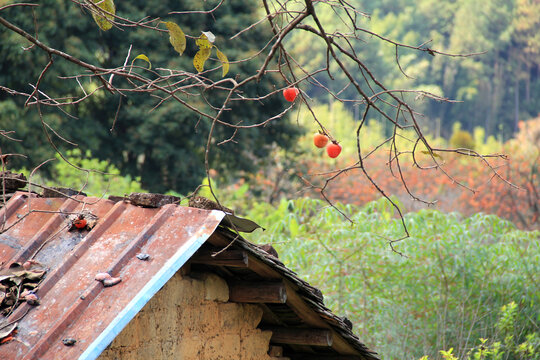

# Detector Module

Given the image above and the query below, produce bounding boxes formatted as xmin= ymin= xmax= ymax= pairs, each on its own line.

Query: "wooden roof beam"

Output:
xmin=191 ymin=248 xmax=248 ymax=267
xmin=229 ymin=281 xmax=287 ymax=303
xmin=265 ymin=327 xmax=333 ymax=347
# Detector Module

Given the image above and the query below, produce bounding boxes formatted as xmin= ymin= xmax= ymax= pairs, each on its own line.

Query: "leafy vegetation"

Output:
xmin=245 ymin=198 xmax=540 ymax=359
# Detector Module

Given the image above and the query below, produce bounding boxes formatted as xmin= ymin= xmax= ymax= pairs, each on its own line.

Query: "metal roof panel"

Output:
xmin=0 ymin=192 xmax=225 ymax=360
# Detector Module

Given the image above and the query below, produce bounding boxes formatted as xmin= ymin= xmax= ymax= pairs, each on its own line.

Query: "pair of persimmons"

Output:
xmin=283 ymin=87 xmax=342 ymax=158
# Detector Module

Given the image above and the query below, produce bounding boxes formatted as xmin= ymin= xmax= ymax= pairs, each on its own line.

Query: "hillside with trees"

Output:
xmin=286 ymin=0 xmax=540 ymax=140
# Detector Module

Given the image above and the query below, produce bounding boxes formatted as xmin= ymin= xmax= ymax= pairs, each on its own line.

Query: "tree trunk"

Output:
xmin=514 ymin=75 xmax=520 ymax=133
xmin=525 ymin=64 xmax=530 ymax=102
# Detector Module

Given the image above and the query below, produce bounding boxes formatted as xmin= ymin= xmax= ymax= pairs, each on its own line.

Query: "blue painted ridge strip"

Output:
xmin=79 ymin=211 xmax=226 ymax=360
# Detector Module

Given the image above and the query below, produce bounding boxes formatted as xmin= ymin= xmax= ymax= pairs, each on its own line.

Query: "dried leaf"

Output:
xmin=131 ymin=54 xmax=152 ymax=70
xmin=222 ymin=214 xmax=264 ymax=233
xmin=193 ymin=48 xmax=212 ymax=73
xmin=201 ymin=31 xmax=216 ymax=43
xmin=86 ymin=217 xmax=98 ymax=229
xmin=195 ymin=34 xmax=213 ymax=50
xmin=10 ymin=276 xmax=23 ymax=286
xmin=9 ymin=270 xmax=26 ymax=277
xmin=22 ymin=282 xmax=39 ymax=289
xmin=0 ymin=265 xmax=46 ymax=315
xmin=165 ymin=21 xmax=186 ymax=56
xmin=23 ymin=270 xmax=46 ymax=281
xmin=89 ymin=0 xmax=116 ymax=31
xmin=215 ymin=48 xmax=229 ymax=77
xmin=0 ymin=322 xmax=17 ymax=341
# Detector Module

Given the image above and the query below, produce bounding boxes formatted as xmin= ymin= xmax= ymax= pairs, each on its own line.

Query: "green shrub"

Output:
xmin=450 ymin=129 xmax=476 ymax=149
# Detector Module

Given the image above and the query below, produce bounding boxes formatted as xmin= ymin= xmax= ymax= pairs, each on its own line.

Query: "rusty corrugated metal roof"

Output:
xmin=0 ymin=192 xmax=225 ymax=360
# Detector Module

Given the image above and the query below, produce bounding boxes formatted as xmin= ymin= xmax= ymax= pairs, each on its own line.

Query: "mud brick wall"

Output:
xmin=98 ymin=271 xmax=273 ymax=360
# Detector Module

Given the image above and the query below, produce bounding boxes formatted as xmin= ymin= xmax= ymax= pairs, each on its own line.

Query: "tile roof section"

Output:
xmin=0 ymin=192 xmax=225 ymax=360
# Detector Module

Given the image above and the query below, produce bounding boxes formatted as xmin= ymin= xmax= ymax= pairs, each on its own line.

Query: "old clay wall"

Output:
xmin=98 ymin=270 xmax=273 ymax=360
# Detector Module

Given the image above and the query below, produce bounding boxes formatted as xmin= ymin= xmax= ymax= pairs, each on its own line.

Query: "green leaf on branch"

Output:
xmin=196 ymin=33 xmax=213 ymax=50
xmin=131 ymin=54 xmax=151 ymax=70
xmin=193 ymin=48 xmax=211 ymax=73
xmin=215 ymin=48 xmax=229 ymax=77
xmin=421 ymin=150 xmax=443 ymax=159
xmin=89 ymin=0 xmax=116 ymax=31
xmin=165 ymin=21 xmax=186 ymax=55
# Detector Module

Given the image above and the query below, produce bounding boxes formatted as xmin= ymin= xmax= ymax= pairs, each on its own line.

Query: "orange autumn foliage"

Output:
xmin=313 ymin=151 xmax=538 ymax=230
xmin=246 ymin=117 xmax=539 ymax=230
xmin=305 ymin=118 xmax=540 ymax=230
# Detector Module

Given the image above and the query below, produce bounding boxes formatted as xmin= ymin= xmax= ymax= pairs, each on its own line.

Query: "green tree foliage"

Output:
xmin=0 ymin=0 xmax=301 ymax=193
xmin=285 ymin=0 xmax=540 ymax=140
xmin=449 ymin=123 xmax=476 ymax=150
xmin=245 ymin=198 xmax=539 ymax=359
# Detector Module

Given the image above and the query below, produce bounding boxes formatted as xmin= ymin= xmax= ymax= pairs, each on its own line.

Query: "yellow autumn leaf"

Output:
xmin=196 ymin=34 xmax=213 ymax=50
xmin=131 ymin=54 xmax=151 ymax=70
xmin=89 ymin=0 xmax=116 ymax=31
xmin=193 ymin=48 xmax=212 ymax=73
xmin=165 ymin=21 xmax=186 ymax=56
xmin=215 ymin=48 xmax=229 ymax=77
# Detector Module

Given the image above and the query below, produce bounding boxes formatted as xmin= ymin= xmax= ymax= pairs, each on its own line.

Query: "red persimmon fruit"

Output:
xmin=283 ymin=87 xmax=299 ymax=102
xmin=313 ymin=133 xmax=329 ymax=148
xmin=326 ymin=142 xmax=342 ymax=158
xmin=74 ymin=218 xmax=87 ymax=229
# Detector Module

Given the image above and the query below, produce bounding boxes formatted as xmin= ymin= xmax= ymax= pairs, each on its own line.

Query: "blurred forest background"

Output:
xmin=1 ymin=0 xmax=539 ymax=359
